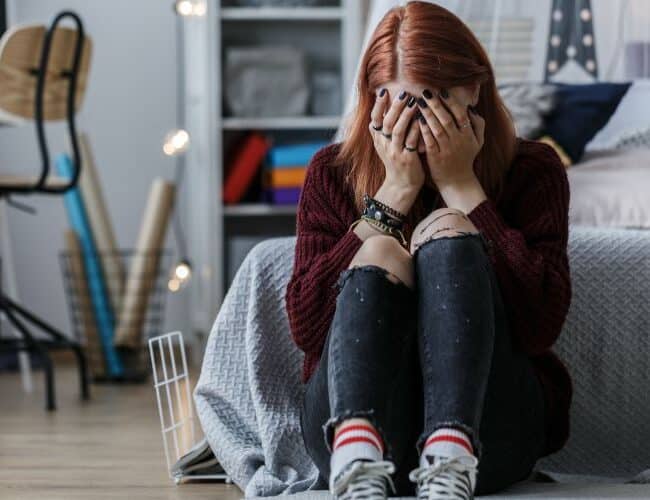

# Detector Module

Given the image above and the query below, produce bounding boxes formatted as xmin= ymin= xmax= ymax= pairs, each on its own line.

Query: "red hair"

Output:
xmin=335 ymin=1 xmax=517 ymax=237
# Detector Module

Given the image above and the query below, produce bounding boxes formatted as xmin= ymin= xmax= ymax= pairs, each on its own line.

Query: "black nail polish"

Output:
xmin=439 ymin=88 xmax=449 ymax=99
xmin=414 ymin=110 xmax=422 ymax=120
xmin=468 ymin=105 xmax=477 ymax=114
xmin=419 ymin=114 xmax=426 ymax=124
xmin=422 ymin=89 xmax=433 ymax=99
xmin=398 ymin=90 xmax=407 ymax=100
xmin=379 ymin=88 xmax=387 ymax=97
xmin=407 ymin=96 xmax=416 ymax=107
xmin=416 ymin=97 xmax=427 ymax=108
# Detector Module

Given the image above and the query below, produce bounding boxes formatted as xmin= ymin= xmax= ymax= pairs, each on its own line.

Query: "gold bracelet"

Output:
xmin=361 ymin=215 xmax=408 ymax=249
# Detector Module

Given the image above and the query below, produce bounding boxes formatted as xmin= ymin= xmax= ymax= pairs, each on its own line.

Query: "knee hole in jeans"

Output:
xmin=349 ymin=235 xmax=414 ymax=288
xmin=410 ymin=209 xmax=479 ymax=255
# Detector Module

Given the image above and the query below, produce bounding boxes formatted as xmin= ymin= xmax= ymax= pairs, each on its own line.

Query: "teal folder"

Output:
xmin=56 ymin=154 xmax=123 ymax=376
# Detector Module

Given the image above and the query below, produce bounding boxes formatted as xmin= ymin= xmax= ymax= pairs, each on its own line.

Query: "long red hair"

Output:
xmin=335 ymin=1 xmax=517 ymax=237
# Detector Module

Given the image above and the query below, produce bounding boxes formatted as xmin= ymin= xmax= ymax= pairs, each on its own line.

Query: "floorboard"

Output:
xmin=0 ymin=361 xmax=242 ymax=500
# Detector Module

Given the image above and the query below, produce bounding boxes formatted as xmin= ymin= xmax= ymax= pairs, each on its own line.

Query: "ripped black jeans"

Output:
xmin=300 ymin=234 xmax=546 ymax=496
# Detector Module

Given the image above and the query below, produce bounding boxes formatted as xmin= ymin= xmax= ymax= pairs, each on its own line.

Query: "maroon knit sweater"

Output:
xmin=285 ymin=138 xmax=573 ymax=456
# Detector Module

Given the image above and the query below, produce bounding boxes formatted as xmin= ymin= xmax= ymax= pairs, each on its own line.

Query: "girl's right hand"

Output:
xmin=368 ymin=88 xmax=424 ymax=214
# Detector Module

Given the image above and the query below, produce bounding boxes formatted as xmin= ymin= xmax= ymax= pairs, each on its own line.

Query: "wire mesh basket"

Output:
xmin=59 ymin=248 xmax=172 ymax=383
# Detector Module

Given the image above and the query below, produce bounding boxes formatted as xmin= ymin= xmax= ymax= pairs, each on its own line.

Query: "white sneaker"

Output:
xmin=408 ymin=454 xmax=478 ymax=500
xmin=330 ymin=459 xmax=396 ymax=500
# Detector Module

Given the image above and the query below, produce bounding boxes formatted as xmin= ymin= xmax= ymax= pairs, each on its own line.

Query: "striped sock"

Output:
xmin=420 ymin=428 xmax=474 ymax=468
xmin=330 ymin=421 xmax=384 ymax=483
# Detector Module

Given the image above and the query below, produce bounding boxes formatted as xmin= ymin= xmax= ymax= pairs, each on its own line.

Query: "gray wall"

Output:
xmin=1 ymin=0 xmax=189 ymax=339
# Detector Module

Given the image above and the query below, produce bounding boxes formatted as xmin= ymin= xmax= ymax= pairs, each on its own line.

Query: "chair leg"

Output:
xmin=2 ymin=304 xmax=57 ymax=410
xmin=3 ymin=293 xmax=90 ymax=402
xmin=5 ymin=295 xmax=70 ymax=342
xmin=71 ymin=341 xmax=90 ymax=400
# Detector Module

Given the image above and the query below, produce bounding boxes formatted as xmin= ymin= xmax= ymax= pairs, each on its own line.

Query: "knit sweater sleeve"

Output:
xmin=285 ymin=145 xmax=363 ymax=358
xmin=467 ymin=142 xmax=572 ymax=355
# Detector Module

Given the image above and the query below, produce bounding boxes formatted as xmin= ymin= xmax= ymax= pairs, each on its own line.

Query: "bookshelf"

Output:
xmin=180 ymin=0 xmax=363 ymax=338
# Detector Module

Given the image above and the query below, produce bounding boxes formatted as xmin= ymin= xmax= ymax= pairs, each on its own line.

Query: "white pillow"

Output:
xmin=586 ymin=79 xmax=650 ymax=151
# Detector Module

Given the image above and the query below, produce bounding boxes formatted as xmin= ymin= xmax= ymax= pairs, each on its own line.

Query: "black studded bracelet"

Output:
xmin=363 ymin=194 xmax=406 ymax=230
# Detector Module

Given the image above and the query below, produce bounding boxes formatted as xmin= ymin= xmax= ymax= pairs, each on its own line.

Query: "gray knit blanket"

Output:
xmin=194 ymin=227 xmax=650 ymax=497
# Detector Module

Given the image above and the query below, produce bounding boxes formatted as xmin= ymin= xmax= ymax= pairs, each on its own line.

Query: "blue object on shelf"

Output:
xmin=56 ymin=153 xmax=124 ymax=377
xmin=265 ymin=141 xmax=329 ymax=168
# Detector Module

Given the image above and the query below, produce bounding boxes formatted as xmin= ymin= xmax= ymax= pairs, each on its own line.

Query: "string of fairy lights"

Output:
xmin=163 ymin=0 xmax=206 ymax=292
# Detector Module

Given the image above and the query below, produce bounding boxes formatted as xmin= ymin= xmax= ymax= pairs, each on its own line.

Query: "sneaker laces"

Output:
xmin=331 ymin=460 xmax=396 ymax=500
xmin=409 ymin=455 xmax=478 ymax=500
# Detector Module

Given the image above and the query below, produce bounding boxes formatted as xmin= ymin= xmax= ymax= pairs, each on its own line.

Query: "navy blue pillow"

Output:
xmin=541 ymin=82 xmax=631 ymax=163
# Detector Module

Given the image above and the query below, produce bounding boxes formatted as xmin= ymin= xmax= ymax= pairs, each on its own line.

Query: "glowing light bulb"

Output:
xmin=175 ymin=0 xmax=206 ymax=17
xmin=176 ymin=0 xmax=193 ymax=16
xmin=168 ymin=278 xmax=181 ymax=292
xmin=167 ymin=259 xmax=192 ymax=293
xmin=175 ymin=261 xmax=192 ymax=281
xmin=163 ymin=129 xmax=190 ymax=156
xmin=192 ymin=2 xmax=207 ymax=16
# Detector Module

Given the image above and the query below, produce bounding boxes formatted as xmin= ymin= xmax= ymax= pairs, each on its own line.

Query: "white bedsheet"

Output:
xmin=568 ymin=148 xmax=650 ymax=229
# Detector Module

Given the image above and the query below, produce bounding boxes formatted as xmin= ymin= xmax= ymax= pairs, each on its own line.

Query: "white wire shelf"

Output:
xmin=222 ymin=115 xmax=341 ymax=130
xmin=220 ymin=7 xmax=344 ymax=21
xmin=224 ymin=203 xmax=298 ymax=216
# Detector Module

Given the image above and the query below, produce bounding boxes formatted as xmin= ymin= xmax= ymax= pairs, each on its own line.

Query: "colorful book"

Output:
xmin=114 ymin=179 xmax=175 ymax=348
xmin=263 ymin=186 xmax=302 ymax=204
xmin=265 ymin=141 xmax=328 ymax=168
xmin=263 ymin=166 xmax=307 ymax=188
xmin=223 ymin=133 xmax=271 ymax=204
xmin=56 ymin=154 xmax=123 ymax=377
xmin=64 ymin=230 xmax=106 ymax=378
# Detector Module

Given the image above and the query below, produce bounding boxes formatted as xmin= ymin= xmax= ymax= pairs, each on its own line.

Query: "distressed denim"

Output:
xmin=300 ymin=234 xmax=546 ymax=496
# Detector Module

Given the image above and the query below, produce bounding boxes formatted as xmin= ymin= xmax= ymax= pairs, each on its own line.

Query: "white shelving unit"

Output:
xmin=180 ymin=1 xmax=363 ymax=340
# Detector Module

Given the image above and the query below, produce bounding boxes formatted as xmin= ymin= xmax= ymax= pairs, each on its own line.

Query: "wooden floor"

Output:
xmin=0 ymin=361 xmax=242 ymax=500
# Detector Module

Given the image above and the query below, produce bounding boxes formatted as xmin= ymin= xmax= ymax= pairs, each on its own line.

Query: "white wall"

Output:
xmin=1 ymin=0 xmax=189 ymax=340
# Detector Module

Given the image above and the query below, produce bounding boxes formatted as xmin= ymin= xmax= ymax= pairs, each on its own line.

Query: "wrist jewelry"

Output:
xmin=364 ymin=193 xmax=407 ymax=220
xmin=363 ymin=194 xmax=406 ymax=229
xmin=360 ymin=215 xmax=408 ymax=248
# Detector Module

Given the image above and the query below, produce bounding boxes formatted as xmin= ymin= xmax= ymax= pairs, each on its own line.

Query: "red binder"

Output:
xmin=222 ymin=133 xmax=271 ymax=204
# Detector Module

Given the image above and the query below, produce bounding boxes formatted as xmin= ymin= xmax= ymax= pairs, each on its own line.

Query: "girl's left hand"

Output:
xmin=417 ymin=89 xmax=485 ymax=190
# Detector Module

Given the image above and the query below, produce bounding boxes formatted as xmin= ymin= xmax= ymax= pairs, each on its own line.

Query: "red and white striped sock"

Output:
xmin=420 ymin=428 xmax=474 ymax=468
xmin=330 ymin=421 xmax=384 ymax=482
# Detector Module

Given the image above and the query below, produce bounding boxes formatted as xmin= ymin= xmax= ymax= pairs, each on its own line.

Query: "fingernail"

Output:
xmin=439 ymin=88 xmax=449 ymax=99
xmin=415 ymin=110 xmax=422 ymax=120
xmin=407 ymin=96 xmax=416 ymax=107
xmin=416 ymin=97 xmax=427 ymax=108
xmin=398 ymin=90 xmax=407 ymax=100
xmin=422 ymin=89 xmax=433 ymax=99
xmin=469 ymin=105 xmax=477 ymax=114
xmin=419 ymin=114 xmax=426 ymax=124
xmin=379 ymin=88 xmax=387 ymax=97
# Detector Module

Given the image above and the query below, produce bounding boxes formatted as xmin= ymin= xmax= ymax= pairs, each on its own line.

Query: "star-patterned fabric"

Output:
xmin=545 ymin=0 xmax=598 ymax=81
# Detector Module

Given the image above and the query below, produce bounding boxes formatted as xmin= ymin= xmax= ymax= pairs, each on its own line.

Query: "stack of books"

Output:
xmin=262 ymin=142 xmax=328 ymax=205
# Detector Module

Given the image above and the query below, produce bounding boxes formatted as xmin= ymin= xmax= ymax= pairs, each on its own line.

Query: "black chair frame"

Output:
xmin=0 ymin=11 xmax=90 ymax=410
